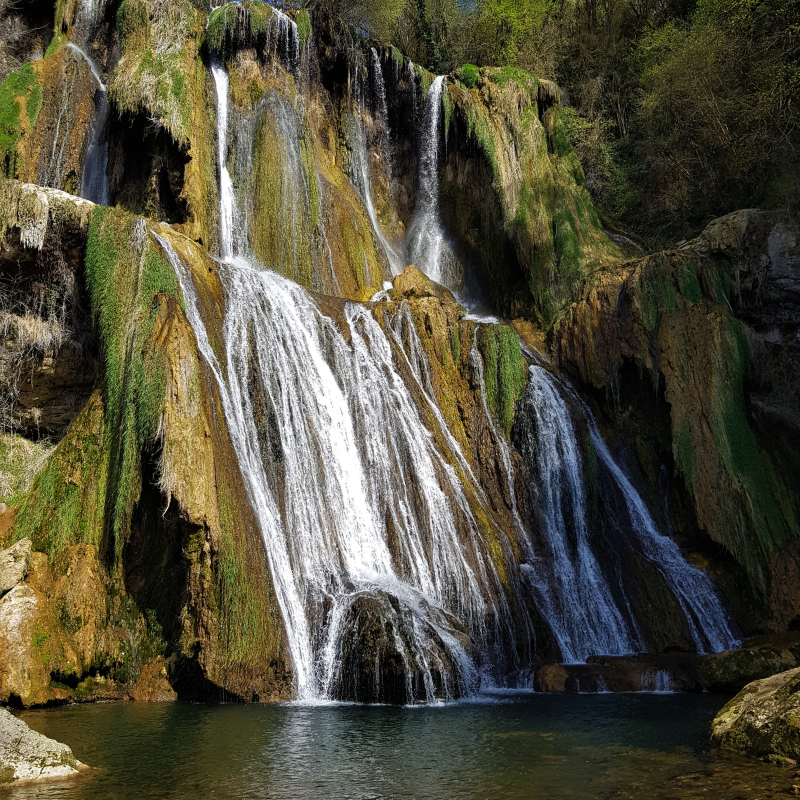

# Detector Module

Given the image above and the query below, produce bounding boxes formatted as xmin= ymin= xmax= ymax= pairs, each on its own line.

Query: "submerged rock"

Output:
xmin=0 ymin=708 xmax=84 ymax=783
xmin=0 ymin=539 xmax=31 ymax=596
xmin=711 ymin=667 xmax=800 ymax=761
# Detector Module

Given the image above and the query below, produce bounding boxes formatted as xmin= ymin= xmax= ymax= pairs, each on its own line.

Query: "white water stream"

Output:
xmin=154 ymin=41 xmax=738 ymax=702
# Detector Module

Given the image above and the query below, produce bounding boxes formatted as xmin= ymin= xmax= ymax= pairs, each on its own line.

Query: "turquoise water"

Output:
xmin=3 ymin=693 xmax=795 ymax=799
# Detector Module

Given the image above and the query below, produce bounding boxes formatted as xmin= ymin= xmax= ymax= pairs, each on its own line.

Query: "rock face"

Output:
xmin=0 ymin=584 xmax=52 ymax=707
xmin=0 ymin=708 xmax=83 ymax=783
xmin=0 ymin=539 xmax=30 ymax=595
xmin=711 ymin=667 xmax=800 ymax=761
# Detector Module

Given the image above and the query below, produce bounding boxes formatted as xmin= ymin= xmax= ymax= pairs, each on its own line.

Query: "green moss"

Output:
xmin=116 ymin=0 xmax=149 ymax=41
xmin=14 ymin=394 xmax=107 ymax=559
xmin=251 ymin=92 xmax=314 ymax=289
xmin=206 ymin=1 xmax=276 ymax=55
xmin=489 ymin=66 xmax=537 ymax=90
xmin=637 ymin=254 xmax=678 ymax=331
xmin=0 ymin=63 xmax=40 ymax=178
xmin=83 ymin=208 xmax=183 ymax=558
xmin=111 ymin=0 xmax=196 ymax=146
xmin=457 ymin=64 xmax=480 ymax=89
xmin=296 ymin=9 xmax=312 ymax=44
xmin=709 ymin=319 xmax=798 ymax=569
xmin=477 ymin=324 xmax=528 ymax=436
xmin=44 ymin=32 xmax=68 ymax=58
xmin=463 ymin=98 xmax=499 ymax=184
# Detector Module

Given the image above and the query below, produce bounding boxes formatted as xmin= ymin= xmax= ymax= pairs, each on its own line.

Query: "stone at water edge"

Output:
xmin=0 ymin=708 xmax=85 ymax=783
xmin=711 ymin=666 xmax=800 ymax=762
xmin=0 ymin=539 xmax=31 ymax=595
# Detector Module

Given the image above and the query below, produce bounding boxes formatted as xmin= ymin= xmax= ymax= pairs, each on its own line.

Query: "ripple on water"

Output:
xmin=4 ymin=694 xmax=797 ymax=800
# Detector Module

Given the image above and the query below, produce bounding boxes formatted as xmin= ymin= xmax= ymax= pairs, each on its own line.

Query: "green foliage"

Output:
xmin=296 ymin=9 xmax=312 ymax=44
xmin=458 ymin=63 xmax=479 ymax=88
xmin=44 ymin=32 xmax=68 ymax=59
xmin=111 ymin=0 xmax=197 ymax=146
xmin=0 ymin=62 xmax=39 ymax=177
xmin=477 ymin=324 xmax=528 ymax=436
xmin=83 ymin=208 xmax=183 ymax=558
xmin=13 ymin=394 xmax=107 ymax=559
xmin=206 ymin=1 xmax=277 ymax=55
xmin=0 ymin=432 xmax=53 ymax=506
xmin=489 ymin=65 xmax=536 ymax=88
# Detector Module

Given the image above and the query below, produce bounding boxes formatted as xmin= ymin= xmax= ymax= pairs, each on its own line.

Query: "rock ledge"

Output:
xmin=0 ymin=708 xmax=84 ymax=784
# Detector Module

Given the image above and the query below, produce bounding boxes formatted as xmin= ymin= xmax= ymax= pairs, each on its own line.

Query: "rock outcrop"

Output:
xmin=711 ymin=667 xmax=800 ymax=762
xmin=0 ymin=708 xmax=83 ymax=783
xmin=0 ymin=538 xmax=30 ymax=594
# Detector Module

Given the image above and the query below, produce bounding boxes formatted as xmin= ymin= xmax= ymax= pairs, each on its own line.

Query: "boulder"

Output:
xmin=392 ymin=266 xmax=459 ymax=306
xmin=534 ymin=664 xmax=568 ymax=693
xmin=0 ymin=539 xmax=31 ymax=596
xmin=331 ymin=591 xmax=473 ymax=704
xmin=0 ymin=708 xmax=83 ymax=783
xmin=698 ymin=632 xmax=800 ymax=694
xmin=0 ymin=585 xmax=52 ymax=707
xmin=711 ymin=667 xmax=800 ymax=762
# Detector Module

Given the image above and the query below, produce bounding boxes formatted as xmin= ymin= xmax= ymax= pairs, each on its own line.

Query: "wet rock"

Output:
xmin=535 ymin=654 xmax=705 ymax=693
xmin=534 ymin=664 xmax=568 ymax=692
xmin=0 ymin=539 xmax=31 ymax=595
xmin=0 ymin=708 xmax=83 ymax=783
xmin=711 ymin=667 xmax=800 ymax=761
xmin=332 ymin=591 xmax=472 ymax=705
xmin=698 ymin=632 xmax=800 ymax=694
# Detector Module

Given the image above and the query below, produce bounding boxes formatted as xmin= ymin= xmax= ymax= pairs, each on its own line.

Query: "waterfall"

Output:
xmin=172 ymin=35 xmax=738 ymax=703
xmin=66 ymin=44 xmax=110 ymax=205
xmin=406 ymin=76 xmax=463 ymax=294
xmin=211 ymin=63 xmax=242 ymax=261
xmin=370 ymin=48 xmax=389 ymax=128
xmin=168 ymin=52 xmax=521 ymax=703
xmin=407 ymin=61 xmax=418 ymax=119
xmin=582 ymin=403 xmax=739 ymax=654
xmin=158 ymin=235 xmax=506 ymax=701
xmin=520 ymin=365 xmax=738 ymax=658
xmin=345 ymin=111 xmax=404 ymax=276
xmin=516 ymin=367 xmax=638 ymax=662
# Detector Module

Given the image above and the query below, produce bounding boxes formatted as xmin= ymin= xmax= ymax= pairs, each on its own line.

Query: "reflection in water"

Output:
xmin=6 ymin=696 xmax=795 ymax=800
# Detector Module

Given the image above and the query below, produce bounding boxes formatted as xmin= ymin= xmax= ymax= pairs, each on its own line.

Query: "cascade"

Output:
xmin=177 ymin=27 xmax=736 ymax=702
xmin=211 ymin=63 xmax=243 ymax=261
xmin=370 ymin=48 xmax=389 ymax=131
xmin=66 ymin=44 xmax=110 ymax=206
xmin=344 ymin=106 xmax=404 ymax=276
xmin=159 ymin=237 xmax=507 ymax=702
xmin=580 ymin=398 xmax=739 ymax=654
xmin=516 ymin=367 xmax=639 ymax=662
xmin=172 ymin=50 xmax=527 ymax=703
xmin=406 ymin=77 xmax=462 ymax=295
xmin=406 ymin=60 xmax=418 ymax=121
xmin=519 ymin=366 xmax=738 ymax=658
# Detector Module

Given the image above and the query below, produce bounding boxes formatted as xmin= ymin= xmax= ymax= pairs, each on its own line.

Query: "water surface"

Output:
xmin=5 ymin=694 xmax=796 ymax=799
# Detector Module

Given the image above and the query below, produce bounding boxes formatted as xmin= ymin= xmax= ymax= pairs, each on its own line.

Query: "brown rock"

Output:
xmin=127 ymin=658 xmax=177 ymax=702
xmin=52 ymin=544 xmax=109 ymax=672
xmin=0 ymin=539 xmax=31 ymax=595
xmin=0 ymin=584 xmax=52 ymax=706
xmin=392 ymin=266 xmax=459 ymax=306
xmin=534 ymin=663 xmax=568 ymax=693
xmin=711 ymin=667 xmax=800 ymax=761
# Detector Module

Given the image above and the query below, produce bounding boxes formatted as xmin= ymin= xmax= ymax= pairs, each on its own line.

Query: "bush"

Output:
xmin=458 ymin=63 xmax=479 ymax=88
